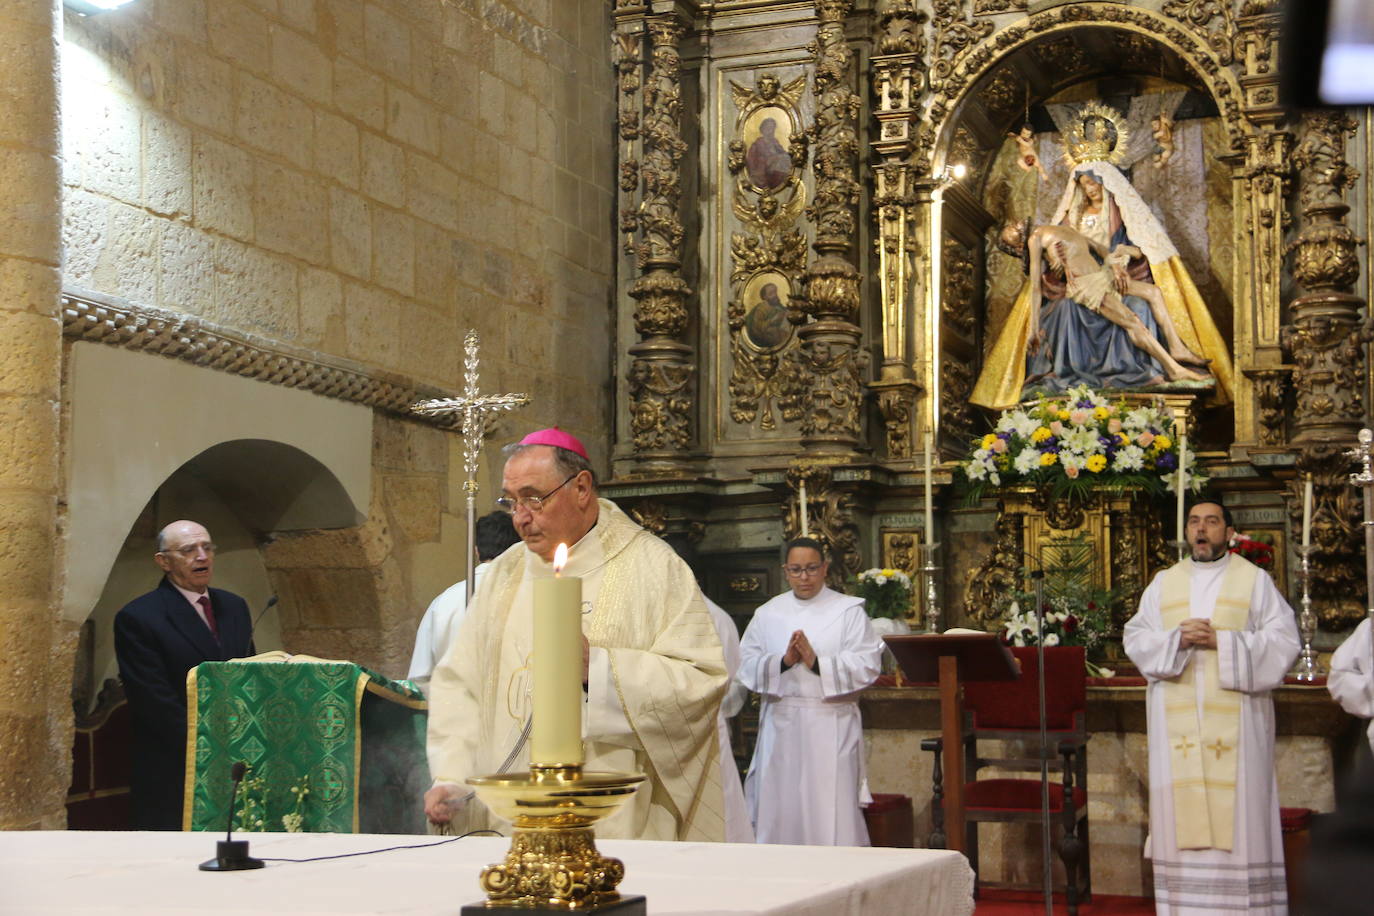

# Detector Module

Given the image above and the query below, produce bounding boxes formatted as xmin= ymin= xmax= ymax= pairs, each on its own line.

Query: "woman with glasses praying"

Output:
xmin=737 ymin=537 xmax=884 ymax=845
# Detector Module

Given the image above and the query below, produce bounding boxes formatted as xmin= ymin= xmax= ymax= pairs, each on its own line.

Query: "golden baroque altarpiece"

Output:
xmin=603 ymin=0 xmax=1371 ymax=642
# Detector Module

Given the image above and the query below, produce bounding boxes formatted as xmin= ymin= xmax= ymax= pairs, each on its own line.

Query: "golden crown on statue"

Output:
xmin=1065 ymin=101 xmax=1129 ymax=166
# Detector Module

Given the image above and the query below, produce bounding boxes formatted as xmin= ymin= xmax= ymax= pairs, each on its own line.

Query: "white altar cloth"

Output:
xmin=0 ymin=831 xmax=973 ymax=915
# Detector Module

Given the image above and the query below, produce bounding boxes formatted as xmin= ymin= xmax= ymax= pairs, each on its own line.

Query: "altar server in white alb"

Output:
xmin=1327 ymin=616 xmax=1374 ymax=755
xmin=738 ymin=537 xmax=884 ymax=846
xmin=1124 ymin=499 xmax=1300 ymax=915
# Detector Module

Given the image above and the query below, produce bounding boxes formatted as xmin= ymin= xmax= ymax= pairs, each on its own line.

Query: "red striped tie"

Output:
xmin=197 ymin=595 xmax=219 ymax=640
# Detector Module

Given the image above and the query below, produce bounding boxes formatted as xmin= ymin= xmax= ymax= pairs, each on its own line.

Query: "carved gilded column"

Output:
xmin=625 ymin=13 xmax=695 ymax=473
xmin=1282 ymin=110 xmax=1369 ymax=628
xmin=867 ymin=1 xmax=927 ymax=461
xmin=797 ymin=0 xmax=864 ymax=457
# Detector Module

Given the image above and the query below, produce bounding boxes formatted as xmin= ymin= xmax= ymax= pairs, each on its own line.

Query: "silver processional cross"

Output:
xmin=411 ymin=329 xmax=529 ymax=602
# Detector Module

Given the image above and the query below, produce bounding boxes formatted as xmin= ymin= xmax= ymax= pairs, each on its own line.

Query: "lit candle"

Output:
xmin=799 ymin=478 xmax=809 ymax=538
xmin=1302 ymin=474 xmax=1313 ymax=549
xmin=924 ymin=424 xmax=935 ymax=550
xmin=1176 ymin=428 xmax=1187 ymax=548
xmin=531 ymin=543 xmax=584 ymax=767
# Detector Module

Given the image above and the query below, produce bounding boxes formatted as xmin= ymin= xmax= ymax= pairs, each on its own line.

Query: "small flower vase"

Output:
xmin=868 ymin=616 xmax=911 ymax=677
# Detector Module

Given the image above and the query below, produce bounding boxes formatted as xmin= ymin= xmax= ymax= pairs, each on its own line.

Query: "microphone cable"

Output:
xmin=258 ymin=828 xmax=505 ymax=864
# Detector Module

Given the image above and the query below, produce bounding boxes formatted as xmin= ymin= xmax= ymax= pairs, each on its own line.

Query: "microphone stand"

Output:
xmin=199 ymin=762 xmax=264 ymax=871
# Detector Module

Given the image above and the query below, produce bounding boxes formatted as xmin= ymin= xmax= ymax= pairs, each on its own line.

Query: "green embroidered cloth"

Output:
xmin=184 ymin=657 xmax=428 ymax=834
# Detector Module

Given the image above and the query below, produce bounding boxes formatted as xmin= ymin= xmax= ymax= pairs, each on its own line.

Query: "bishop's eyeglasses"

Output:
xmin=783 ymin=563 xmax=825 ymax=578
xmin=496 ymin=473 xmax=579 ymax=514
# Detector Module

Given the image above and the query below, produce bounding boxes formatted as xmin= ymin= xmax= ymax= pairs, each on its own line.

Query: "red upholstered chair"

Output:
xmin=923 ymin=645 xmax=1091 ymax=914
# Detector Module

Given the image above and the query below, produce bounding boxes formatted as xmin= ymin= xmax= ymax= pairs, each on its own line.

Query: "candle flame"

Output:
xmin=553 ymin=543 xmax=568 ymax=575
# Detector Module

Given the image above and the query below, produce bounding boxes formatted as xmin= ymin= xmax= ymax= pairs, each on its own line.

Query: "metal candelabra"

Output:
xmin=1347 ymin=428 xmax=1374 ymax=654
xmin=1294 ymin=544 xmax=1322 ymax=682
xmin=921 ymin=542 xmax=941 ymax=634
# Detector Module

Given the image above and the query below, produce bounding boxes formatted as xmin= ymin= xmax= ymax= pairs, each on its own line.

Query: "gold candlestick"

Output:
xmin=463 ymin=767 xmax=646 ymax=912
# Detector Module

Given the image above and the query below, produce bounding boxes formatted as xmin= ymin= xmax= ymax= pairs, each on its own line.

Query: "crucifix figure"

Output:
xmin=411 ymin=329 xmax=529 ymax=601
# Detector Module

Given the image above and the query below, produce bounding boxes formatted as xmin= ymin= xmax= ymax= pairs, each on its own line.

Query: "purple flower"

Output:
xmin=1155 ymin=452 xmax=1177 ymax=471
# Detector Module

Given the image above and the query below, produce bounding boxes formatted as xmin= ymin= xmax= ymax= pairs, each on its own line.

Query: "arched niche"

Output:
xmin=931 ymin=22 xmax=1242 ymax=445
xmin=64 ymin=341 xmax=373 ymax=635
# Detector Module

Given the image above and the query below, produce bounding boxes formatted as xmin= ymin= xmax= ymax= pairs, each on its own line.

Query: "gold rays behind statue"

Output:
xmin=1065 ymin=101 xmax=1130 ymax=166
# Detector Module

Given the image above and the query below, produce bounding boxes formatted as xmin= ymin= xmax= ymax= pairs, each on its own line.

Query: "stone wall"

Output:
xmin=0 ymin=0 xmax=71 ymax=831
xmin=0 ymin=0 xmax=618 ymax=829
xmin=60 ymin=0 xmax=615 ymax=438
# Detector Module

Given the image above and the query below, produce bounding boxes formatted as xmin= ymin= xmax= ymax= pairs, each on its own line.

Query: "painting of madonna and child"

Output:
xmin=970 ymin=94 xmax=1237 ymax=413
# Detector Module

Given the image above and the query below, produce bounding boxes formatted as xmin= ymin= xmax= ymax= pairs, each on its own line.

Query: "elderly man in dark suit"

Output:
xmin=114 ymin=520 xmax=255 ymax=829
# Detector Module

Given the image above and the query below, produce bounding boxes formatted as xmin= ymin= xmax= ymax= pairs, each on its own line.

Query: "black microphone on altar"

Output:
xmin=198 ymin=761 xmax=265 ymax=872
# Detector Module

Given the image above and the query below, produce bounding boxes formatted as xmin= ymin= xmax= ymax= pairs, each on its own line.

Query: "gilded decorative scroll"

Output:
xmin=1242 ymin=367 xmax=1292 ymax=448
xmin=786 ymin=462 xmax=862 ymax=585
xmin=626 ymin=15 xmax=695 ymax=467
xmin=726 ymin=71 xmax=811 ymax=431
xmin=798 ymin=0 xmax=865 ymax=456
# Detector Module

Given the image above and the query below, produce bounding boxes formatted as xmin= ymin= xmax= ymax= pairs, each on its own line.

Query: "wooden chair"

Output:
xmin=923 ymin=645 xmax=1091 ymax=914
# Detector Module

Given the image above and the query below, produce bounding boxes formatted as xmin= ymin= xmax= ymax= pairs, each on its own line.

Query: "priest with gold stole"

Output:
xmin=424 ymin=428 xmax=728 ymax=841
xmin=1124 ymin=500 xmax=1300 ymax=915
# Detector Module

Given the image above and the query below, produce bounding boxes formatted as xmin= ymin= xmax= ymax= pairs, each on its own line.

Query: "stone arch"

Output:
xmin=924 ymin=7 xmax=1252 ymax=176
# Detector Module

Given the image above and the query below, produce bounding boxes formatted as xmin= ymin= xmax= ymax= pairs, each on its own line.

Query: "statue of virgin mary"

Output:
xmin=971 ymin=105 xmax=1235 ymax=410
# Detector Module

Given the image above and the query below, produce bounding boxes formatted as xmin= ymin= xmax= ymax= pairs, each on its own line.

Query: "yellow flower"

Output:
xmin=980 ymin=433 xmax=997 ymax=450
xmin=1154 ymin=434 xmax=1172 ymax=451
xmin=1032 ymin=426 xmax=1052 ymax=443
xmin=1086 ymin=454 xmax=1108 ymax=473
xmin=1040 ymin=452 xmax=1058 ymax=467
xmin=1116 ymin=432 xmax=1130 ymax=447
xmin=1093 ymin=406 xmax=1109 ymax=421
xmin=1057 ymin=410 xmax=1070 ymax=420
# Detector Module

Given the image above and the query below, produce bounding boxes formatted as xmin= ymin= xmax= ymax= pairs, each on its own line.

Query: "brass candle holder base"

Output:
xmin=463 ymin=765 xmax=646 ymax=912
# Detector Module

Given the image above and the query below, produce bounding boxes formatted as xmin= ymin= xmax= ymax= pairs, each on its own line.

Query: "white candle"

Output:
xmin=799 ymin=479 xmax=809 ymax=538
xmin=1302 ymin=475 xmax=1313 ymax=549
xmin=531 ymin=543 xmax=584 ymax=767
xmin=1176 ymin=429 xmax=1187 ymax=547
xmin=924 ymin=425 xmax=935 ymax=549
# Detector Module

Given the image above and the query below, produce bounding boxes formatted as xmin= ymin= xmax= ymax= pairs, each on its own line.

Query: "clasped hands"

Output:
xmin=1178 ymin=617 xmax=1218 ymax=649
xmin=782 ymin=629 xmax=817 ymax=670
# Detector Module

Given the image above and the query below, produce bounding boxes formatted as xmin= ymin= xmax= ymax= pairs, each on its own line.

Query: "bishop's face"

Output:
xmin=1186 ymin=502 xmax=1234 ymax=563
xmin=784 ymin=546 xmax=828 ymax=601
xmin=501 ymin=447 xmax=594 ymax=563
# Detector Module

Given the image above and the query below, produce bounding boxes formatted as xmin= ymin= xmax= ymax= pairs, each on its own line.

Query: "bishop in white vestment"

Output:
xmin=1124 ymin=500 xmax=1299 ymax=915
xmin=738 ymin=538 xmax=884 ymax=846
xmin=424 ymin=431 xmax=728 ymax=841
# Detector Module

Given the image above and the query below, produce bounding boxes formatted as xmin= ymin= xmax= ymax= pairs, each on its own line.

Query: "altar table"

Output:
xmin=0 ymin=831 xmax=974 ymax=915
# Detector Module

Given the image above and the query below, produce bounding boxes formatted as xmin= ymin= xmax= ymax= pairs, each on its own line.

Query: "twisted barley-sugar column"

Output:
xmin=0 ymin=0 xmax=69 ymax=830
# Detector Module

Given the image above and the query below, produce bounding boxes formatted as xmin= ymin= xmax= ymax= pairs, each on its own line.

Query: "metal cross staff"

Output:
xmin=411 ymin=329 xmax=529 ymax=602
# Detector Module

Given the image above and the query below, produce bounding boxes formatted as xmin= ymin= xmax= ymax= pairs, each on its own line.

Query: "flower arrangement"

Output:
xmin=1000 ymin=596 xmax=1109 ymax=652
xmin=853 ymin=567 xmax=913 ymax=620
xmin=1229 ymin=533 xmax=1275 ymax=571
xmin=994 ymin=535 xmax=1117 ymax=676
xmin=959 ymin=384 xmax=1206 ymax=502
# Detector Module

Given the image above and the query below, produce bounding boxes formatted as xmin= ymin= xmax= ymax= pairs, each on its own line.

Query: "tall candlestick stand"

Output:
xmin=1346 ymin=428 xmax=1374 ymax=656
xmin=1294 ymin=544 xmax=1323 ymax=682
xmin=921 ymin=541 xmax=942 ymax=634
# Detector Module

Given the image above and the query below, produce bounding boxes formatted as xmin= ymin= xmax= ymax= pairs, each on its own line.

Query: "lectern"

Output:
xmin=884 ymin=633 xmax=1019 ymax=853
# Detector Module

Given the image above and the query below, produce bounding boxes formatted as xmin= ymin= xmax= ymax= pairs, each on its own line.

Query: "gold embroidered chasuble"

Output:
xmin=1158 ymin=555 xmax=1258 ymax=851
xmin=427 ymin=498 xmax=727 ymax=841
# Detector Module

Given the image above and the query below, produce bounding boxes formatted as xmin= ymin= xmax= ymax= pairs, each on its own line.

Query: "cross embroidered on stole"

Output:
xmin=1158 ymin=555 xmax=1258 ymax=851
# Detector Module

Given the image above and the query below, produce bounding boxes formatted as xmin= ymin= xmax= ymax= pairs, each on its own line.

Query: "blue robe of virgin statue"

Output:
xmin=1024 ymin=168 xmax=1164 ymax=395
